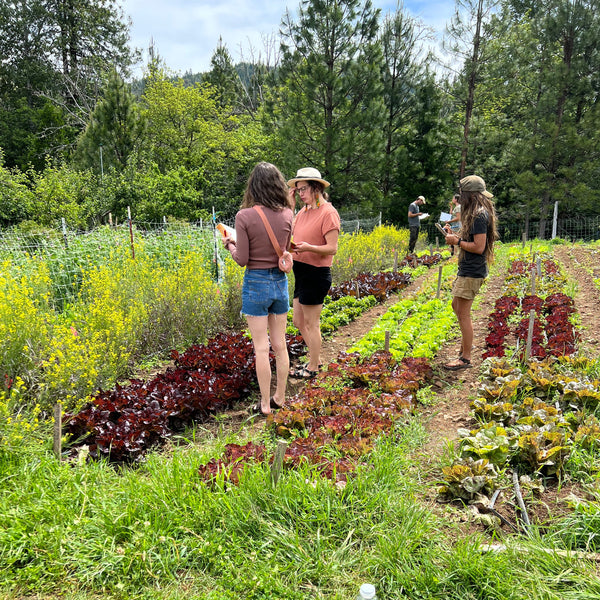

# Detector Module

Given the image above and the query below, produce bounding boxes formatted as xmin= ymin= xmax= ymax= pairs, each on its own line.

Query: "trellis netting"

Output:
xmin=0 ymin=212 xmax=383 ymax=306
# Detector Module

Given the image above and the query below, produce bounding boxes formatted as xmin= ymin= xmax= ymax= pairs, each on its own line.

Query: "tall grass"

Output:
xmin=1 ymin=419 xmax=598 ymax=599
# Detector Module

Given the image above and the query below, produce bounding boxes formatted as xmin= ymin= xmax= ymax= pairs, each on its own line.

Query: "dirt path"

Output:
xmin=316 ymin=246 xmax=600 ymax=457
xmin=208 ymin=245 xmax=600 ymax=530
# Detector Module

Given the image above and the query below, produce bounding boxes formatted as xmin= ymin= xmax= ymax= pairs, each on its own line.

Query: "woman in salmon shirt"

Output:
xmin=287 ymin=168 xmax=340 ymax=379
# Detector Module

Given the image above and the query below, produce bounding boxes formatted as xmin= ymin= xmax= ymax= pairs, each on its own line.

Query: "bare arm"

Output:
xmin=446 ymin=232 xmax=486 ymax=254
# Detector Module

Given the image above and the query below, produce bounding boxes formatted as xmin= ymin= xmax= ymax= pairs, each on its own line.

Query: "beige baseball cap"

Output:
xmin=460 ymin=175 xmax=493 ymax=198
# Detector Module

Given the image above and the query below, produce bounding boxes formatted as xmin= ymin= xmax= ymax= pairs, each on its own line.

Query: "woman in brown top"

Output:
xmin=222 ymin=162 xmax=293 ymax=415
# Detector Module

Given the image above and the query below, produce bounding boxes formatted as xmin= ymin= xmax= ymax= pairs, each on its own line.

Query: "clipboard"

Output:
xmin=435 ymin=222 xmax=449 ymax=237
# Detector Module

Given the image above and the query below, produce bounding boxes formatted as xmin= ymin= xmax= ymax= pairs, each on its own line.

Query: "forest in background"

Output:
xmin=1 ymin=0 xmax=599 ymax=236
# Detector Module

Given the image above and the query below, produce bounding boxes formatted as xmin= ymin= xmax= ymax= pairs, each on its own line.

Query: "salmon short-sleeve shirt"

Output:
xmin=292 ymin=201 xmax=340 ymax=267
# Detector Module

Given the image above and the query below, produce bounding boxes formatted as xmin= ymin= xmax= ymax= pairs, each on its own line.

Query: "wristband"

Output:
xmin=458 ymin=238 xmax=463 ymax=247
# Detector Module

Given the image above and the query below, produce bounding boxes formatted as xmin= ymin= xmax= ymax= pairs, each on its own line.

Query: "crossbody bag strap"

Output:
xmin=253 ymin=205 xmax=283 ymax=257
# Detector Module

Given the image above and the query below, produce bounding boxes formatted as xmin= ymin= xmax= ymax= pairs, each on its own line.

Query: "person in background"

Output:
xmin=287 ymin=167 xmax=340 ymax=379
xmin=407 ymin=195 xmax=427 ymax=255
xmin=443 ymin=175 xmax=498 ymax=370
xmin=222 ymin=162 xmax=293 ymax=415
xmin=446 ymin=193 xmax=462 ymax=256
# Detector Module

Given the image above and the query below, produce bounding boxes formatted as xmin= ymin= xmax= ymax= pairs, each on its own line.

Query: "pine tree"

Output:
xmin=74 ymin=69 xmax=145 ymax=173
xmin=204 ymin=38 xmax=244 ymax=112
xmin=275 ymin=0 xmax=386 ymax=209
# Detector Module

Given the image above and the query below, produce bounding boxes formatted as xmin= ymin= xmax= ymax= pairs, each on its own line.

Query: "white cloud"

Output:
xmin=120 ymin=0 xmax=454 ymax=76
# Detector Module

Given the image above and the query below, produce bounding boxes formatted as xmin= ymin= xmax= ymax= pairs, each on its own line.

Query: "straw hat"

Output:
xmin=287 ymin=167 xmax=330 ymax=188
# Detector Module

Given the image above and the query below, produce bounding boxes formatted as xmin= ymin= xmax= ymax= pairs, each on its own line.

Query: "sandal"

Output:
xmin=289 ymin=366 xmax=318 ymax=379
xmin=270 ymin=396 xmax=284 ymax=410
xmin=443 ymin=356 xmax=472 ymax=371
xmin=249 ymin=403 xmax=270 ymax=416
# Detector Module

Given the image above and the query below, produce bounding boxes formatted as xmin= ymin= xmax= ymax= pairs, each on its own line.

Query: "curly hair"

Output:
xmin=241 ymin=162 xmax=289 ymax=211
xmin=458 ymin=191 xmax=499 ymax=265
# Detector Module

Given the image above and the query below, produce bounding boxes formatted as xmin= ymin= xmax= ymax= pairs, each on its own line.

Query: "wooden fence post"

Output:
xmin=127 ymin=206 xmax=135 ymax=259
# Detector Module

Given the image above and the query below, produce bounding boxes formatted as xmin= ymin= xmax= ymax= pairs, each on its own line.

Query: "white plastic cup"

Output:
xmin=357 ymin=583 xmax=377 ymax=599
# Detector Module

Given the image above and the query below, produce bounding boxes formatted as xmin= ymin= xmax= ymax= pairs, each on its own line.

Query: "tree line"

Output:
xmin=1 ymin=0 xmax=598 ymax=235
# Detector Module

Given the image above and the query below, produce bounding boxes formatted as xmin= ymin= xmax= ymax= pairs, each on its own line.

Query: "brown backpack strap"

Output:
xmin=253 ymin=205 xmax=283 ymax=257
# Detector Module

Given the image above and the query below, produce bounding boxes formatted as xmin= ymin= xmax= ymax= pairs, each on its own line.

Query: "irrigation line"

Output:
xmin=512 ymin=469 xmax=531 ymax=533
xmin=476 ymin=490 xmax=519 ymax=533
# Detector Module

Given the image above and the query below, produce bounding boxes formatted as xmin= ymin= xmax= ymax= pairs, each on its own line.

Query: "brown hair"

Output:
xmin=241 ymin=162 xmax=289 ymax=210
xmin=299 ymin=180 xmax=330 ymax=201
xmin=459 ymin=190 xmax=499 ymax=264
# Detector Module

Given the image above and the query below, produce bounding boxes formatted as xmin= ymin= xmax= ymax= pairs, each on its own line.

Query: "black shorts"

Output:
xmin=293 ymin=261 xmax=332 ymax=305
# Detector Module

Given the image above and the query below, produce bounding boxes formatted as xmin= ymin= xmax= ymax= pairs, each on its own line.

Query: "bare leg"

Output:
xmin=267 ymin=312 xmax=289 ymax=406
xmin=245 ymin=315 xmax=271 ymax=414
xmin=452 ymin=296 xmax=474 ymax=361
xmin=292 ymin=297 xmax=323 ymax=372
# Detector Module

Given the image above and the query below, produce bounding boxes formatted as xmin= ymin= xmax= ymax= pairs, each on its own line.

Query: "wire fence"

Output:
xmin=424 ymin=215 xmax=600 ymax=244
xmin=0 ymin=211 xmax=383 ymax=309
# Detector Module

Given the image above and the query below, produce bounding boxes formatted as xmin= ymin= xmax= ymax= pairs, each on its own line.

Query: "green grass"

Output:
xmin=2 ymin=417 xmax=600 ymax=599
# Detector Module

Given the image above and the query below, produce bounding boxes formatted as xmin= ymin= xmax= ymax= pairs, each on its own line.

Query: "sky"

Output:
xmin=119 ymin=0 xmax=456 ymax=77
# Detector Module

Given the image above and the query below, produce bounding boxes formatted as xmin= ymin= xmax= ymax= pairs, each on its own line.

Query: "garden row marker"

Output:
xmin=384 ymin=330 xmax=390 ymax=353
xmin=53 ymin=403 xmax=62 ymax=460
xmin=525 ymin=309 xmax=535 ymax=362
xmin=355 ymin=281 xmax=360 ymax=299
xmin=127 ymin=206 xmax=135 ymax=259
xmin=393 ymin=250 xmax=398 ymax=273
xmin=436 ymin=266 xmax=443 ymax=299
xmin=270 ymin=439 xmax=288 ymax=486
xmin=429 ymin=244 xmax=433 ymax=256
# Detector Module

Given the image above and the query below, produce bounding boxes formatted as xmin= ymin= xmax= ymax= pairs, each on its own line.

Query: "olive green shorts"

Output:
xmin=452 ymin=276 xmax=485 ymax=300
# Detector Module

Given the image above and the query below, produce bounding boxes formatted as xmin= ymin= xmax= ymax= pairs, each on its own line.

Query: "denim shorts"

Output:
xmin=242 ymin=268 xmax=290 ymax=317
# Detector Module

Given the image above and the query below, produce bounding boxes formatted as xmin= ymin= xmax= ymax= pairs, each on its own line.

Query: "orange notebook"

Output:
xmin=216 ymin=223 xmax=236 ymax=241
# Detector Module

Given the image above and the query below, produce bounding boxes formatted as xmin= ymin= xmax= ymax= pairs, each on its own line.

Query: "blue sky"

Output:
xmin=120 ymin=0 xmax=456 ymax=77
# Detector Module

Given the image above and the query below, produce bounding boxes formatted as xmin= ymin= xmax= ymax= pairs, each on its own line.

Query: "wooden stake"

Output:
xmin=53 ymin=403 xmax=62 ymax=460
xmin=384 ymin=330 xmax=390 ymax=353
xmin=393 ymin=250 xmax=398 ymax=273
xmin=525 ymin=309 xmax=535 ymax=362
xmin=271 ymin=440 xmax=288 ymax=486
